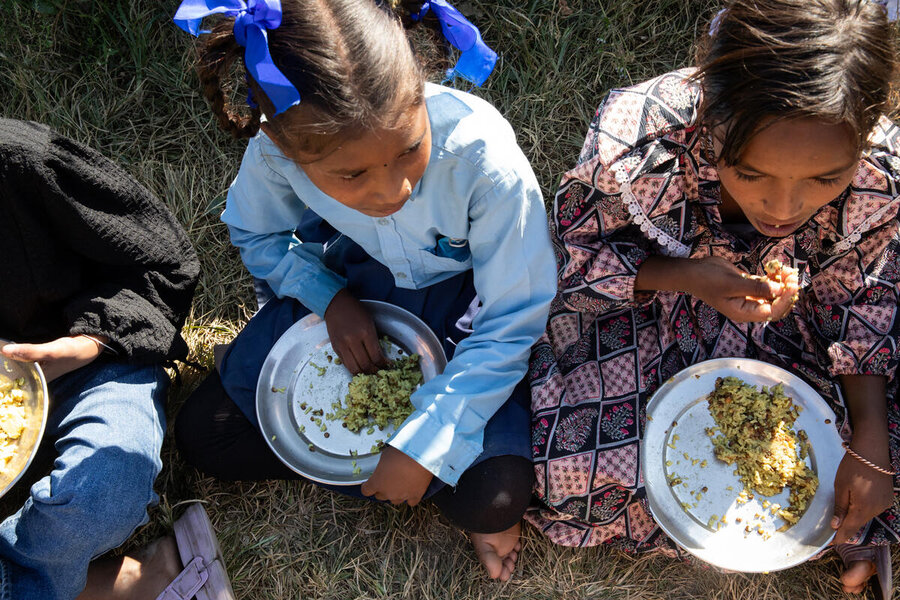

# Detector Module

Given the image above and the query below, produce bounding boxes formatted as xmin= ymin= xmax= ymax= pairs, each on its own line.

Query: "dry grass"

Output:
xmin=0 ymin=0 xmax=897 ymax=598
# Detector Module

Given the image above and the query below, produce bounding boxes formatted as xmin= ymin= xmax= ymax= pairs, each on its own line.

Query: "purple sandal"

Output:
xmin=835 ymin=543 xmax=892 ymax=600
xmin=155 ymin=503 xmax=236 ymax=600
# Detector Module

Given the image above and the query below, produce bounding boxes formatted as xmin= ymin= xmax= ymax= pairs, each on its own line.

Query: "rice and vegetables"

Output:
xmin=0 ymin=375 xmax=27 ymax=469
xmin=330 ymin=353 xmax=421 ymax=434
xmin=706 ymin=376 xmax=818 ymax=528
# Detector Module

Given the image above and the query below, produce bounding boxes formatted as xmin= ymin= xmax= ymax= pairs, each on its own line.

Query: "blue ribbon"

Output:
xmin=174 ymin=0 xmax=301 ymax=115
xmin=412 ymin=0 xmax=497 ymax=86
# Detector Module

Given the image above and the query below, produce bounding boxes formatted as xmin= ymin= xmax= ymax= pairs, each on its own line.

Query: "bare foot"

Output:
xmin=470 ymin=522 xmax=522 ymax=582
xmin=840 ymin=559 xmax=877 ymax=595
xmin=76 ymin=535 xmax=182 ymax=600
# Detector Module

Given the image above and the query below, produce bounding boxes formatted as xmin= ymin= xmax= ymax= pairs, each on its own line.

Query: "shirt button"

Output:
xmin=378 ymin=218 xmax=389 ymax=225
xmin=396 ymin=272 xmax=407 ymax=279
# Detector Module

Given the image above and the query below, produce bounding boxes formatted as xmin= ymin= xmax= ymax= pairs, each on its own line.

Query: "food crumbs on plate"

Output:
xmin=694 ymin=374 xmax=701 ymax=379
xmin=309 ymin=361 xmax=328 ymax=377
xmin=707 ymin=515 xmax=718 ymax=529
xmin=825 ymin=419 xmax=831 ymax=424
xmin=700 ymin=460 xmax=708 ymax=468
xmin=271 ymin=435 xmax=276 ymax=441
xmin=298 ymin=425 xmax=305 ymax=433
xmin=647 ymin=415 xmax=653 ymax=421
xmin=308 ymin=444 xmax=315 ymax=451
xmin=665 ymin=460 xmax=673 ymax=467
xmin=672 ymin=434 xmax=680 ymax=441
xmin=691 ymin=458 xmax=699 ymax=466
xmin=725 ymin=485 xmax=734 ymax=491
xmin=735 ymin=517 xmax=742 ymax=523
xmin=271 ymin=386 xmax=286 ymax=393
xmin=326 ymin=354 xmax=333 ymax=363
xmin=683 ymin=452 xmax=691 ymax=460
xmin=334 ymin=357 xmax=342 ymax=365
xmin=323 ymin=432 xmax=330 ymax=438
xmin=351 ymin=460 xmax=361 ymax=475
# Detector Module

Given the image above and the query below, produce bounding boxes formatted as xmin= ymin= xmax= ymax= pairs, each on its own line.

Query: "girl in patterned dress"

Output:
xmin=526 ymin=0 xmax=900 ymax=595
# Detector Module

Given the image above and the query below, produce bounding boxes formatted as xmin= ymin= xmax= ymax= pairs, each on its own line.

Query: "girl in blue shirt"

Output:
xmin=173 ymin=0 xmax=556 ymax=580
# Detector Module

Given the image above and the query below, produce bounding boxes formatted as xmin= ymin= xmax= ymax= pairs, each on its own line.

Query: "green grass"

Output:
xmin=0 ymin=0 xmax=896 ymax=598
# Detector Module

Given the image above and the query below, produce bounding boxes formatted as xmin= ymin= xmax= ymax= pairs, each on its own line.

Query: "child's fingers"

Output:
xmin=724 ymin=296 xmax=774 ymax=322
xmin=335 ymin=343 xmax=362 ymax=375
xmin=361 ymin=334 xmax=389 ymax=371
xmin=769 ymin=283 xmax=800 ymax=322
xmin=1 ymin=342 xmax=56 ymax=362
xmin=737 ymin=275 xmax=781 ymax=301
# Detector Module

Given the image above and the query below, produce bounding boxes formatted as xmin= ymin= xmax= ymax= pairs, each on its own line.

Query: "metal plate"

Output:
xmin=257 ymin=300 xmax=447 ymax=485
xmin=642 ymin=358 xmax=843 ymax=572
xmin=0 ymin=354 xmax=48 ymax=499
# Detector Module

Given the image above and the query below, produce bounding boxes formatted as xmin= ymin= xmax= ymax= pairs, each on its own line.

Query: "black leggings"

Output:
xmin=175 ymin=373 xmax=534 ymax=534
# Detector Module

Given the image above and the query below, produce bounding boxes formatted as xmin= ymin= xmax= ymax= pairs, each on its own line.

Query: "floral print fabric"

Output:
xmin=525 ymin=69 xmax=900 ymax=552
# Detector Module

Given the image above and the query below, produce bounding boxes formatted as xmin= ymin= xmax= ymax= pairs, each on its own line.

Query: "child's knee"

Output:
xmin=434 ymin=455 xmax=534 ymax=533
xmin=26 ymin=446 xmax=159 ymax=557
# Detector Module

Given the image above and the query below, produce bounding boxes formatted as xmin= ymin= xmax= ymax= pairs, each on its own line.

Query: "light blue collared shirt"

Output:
xmin=222 ymin=83 xmax=556 ymax=485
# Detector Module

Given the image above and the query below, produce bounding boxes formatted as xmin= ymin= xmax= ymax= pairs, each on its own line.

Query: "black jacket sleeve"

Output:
xmin=29 ymin=124 xmax=200 ymax=363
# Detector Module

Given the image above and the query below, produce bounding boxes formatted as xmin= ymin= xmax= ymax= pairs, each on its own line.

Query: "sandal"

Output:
xmin=835 ymin=542 xmax=892 ymax=600
xmin=155 ymin=503 xmax=236 ymax=600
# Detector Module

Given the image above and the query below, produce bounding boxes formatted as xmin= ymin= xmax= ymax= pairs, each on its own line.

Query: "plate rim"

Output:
xmin=641 ymin=357 xmax=841 ymax=572
xmin=256 ymin=300 xmax=447 ymax=485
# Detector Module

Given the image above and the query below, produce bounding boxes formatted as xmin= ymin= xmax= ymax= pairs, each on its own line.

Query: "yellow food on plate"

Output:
xmin=0 ymin=375 xmax=27 ymax=469
xmin=333 ymin=354 xmax=422 ymax=433
xmin=707 ymin=376 xmax=818 ymax=526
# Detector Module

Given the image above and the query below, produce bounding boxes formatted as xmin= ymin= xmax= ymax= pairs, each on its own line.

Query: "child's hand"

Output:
xmin=324 ymin=289 xmax=389 ymax=375
xmin=360 ymin=445 xmax=434 ymax=505
xmin=831 ymin=436 xmax=894 ymax=544
xmin=1 ymin=335 xmax=104 ymax=382
xmin=686 ymin=256 xmax=798 ymax=322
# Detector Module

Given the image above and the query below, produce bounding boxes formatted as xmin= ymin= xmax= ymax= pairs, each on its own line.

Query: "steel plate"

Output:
xmin=642 ymin=358 xmax=843 ymax=572
xmin=0 ymin=353 xmax=48 ymax=499
xmin=257 ymin=300 xmax=447 ymax=485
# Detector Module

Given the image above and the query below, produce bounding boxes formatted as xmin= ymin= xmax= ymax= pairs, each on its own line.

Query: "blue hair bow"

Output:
xmin=411 ymin=0 xmax=497 ymax=86
xmin=174 ymin=0 xmax=301 ymax=115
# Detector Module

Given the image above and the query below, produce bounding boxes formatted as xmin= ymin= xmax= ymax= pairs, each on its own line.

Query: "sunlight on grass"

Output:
xmin=0 ymin=0 xmax=896 ymax=598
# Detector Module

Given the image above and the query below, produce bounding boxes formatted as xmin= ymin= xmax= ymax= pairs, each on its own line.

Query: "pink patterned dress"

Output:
xmin=524 ymin=69 xmax=900 ymax=552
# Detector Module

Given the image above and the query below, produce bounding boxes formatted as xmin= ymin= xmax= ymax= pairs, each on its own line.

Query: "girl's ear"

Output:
xmin=259 ymin=121 xmax=293 ymax=158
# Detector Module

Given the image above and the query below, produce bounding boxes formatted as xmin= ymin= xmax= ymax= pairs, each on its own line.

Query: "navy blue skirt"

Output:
xmin=219 ymin=210 xmax=531 ymax=498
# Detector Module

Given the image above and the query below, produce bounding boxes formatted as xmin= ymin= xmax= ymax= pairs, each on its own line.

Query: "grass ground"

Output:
xmin=0 ymin=0 xmax=897 ymax=598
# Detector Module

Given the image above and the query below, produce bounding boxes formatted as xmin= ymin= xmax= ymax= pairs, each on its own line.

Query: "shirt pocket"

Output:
xmin=418 ymin=237 xmax=472 ymax=275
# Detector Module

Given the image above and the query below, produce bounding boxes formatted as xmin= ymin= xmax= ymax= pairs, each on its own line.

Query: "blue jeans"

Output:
xmin=0 ymin=362 xmax=168 ymax=600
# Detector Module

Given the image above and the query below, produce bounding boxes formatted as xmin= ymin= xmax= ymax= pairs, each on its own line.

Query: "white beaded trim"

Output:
xmin=614 ymin=166 xmax=691 ymax=258
xmin=827 ymin=202 xmax=895 ymax=255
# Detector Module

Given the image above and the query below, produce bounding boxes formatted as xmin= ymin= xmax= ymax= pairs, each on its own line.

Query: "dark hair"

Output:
xmin=695 ymin=0 xmax=897 ymax=166
xmin=195 ymin=0 xmax=444 ymax=152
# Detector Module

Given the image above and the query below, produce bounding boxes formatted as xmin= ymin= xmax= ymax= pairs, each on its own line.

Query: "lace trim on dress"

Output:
xmin=614 ymin=165 xmax=692 ymax=258
xmin=828 ymin=202 xmax=897 ymax=255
